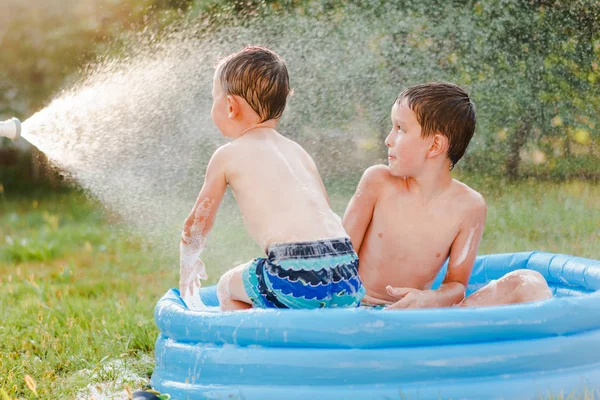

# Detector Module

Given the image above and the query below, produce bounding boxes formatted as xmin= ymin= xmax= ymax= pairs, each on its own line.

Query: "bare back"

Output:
xmin=224 ymin=130 xmax=346 ymax=250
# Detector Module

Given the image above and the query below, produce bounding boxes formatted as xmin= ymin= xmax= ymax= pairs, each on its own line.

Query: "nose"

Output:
xmin=384 ymin=130 xmax=394 ymax=147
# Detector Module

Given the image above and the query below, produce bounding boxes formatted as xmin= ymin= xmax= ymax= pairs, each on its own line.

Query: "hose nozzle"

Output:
xmin=0 ymin=118 xmax=21 ymax=141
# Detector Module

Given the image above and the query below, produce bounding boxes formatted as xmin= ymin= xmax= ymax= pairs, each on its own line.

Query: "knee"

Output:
xmin=505 ymin=269 xmax=546 ymax=285
xmin=217 ymin=269 xmax=235 ymax=303
xmin=505 ymin=269 xmax=552 ymax=301
xmin=217 ymin=267 xmax=245 ymax=300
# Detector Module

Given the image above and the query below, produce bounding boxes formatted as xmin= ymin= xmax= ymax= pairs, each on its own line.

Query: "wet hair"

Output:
xmin=216 ymin=46 xmax=291 ymax=122
xmin=396 ymin=82 xmax=476 ymax=169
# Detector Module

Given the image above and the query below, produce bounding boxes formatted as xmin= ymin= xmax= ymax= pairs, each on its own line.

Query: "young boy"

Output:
xmin=180 ymin=46 xmax=364 ymax=311
xmin=343 ymin=82 xmax=552 ymax=309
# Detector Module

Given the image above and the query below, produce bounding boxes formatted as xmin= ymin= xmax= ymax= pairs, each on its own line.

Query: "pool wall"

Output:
xmin=152 ymin=251 xmax=600 ymax=399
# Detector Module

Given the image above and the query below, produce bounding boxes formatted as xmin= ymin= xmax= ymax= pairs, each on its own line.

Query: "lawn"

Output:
xmin=0 ymin=178 xmax=599 ymax=399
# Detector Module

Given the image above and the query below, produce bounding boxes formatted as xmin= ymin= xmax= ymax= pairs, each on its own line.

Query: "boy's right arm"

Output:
xmin=179 ymin=145 xmax=229 ymax=298
xmin=342 ymin=166 xmax=384 ymax=253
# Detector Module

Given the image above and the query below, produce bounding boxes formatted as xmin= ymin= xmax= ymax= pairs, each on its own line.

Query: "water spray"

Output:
xmin=0 ymin=118 xmax=21 ymax=141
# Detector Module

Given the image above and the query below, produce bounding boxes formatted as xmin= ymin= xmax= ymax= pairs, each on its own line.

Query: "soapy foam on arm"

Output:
xmin=452 ymin=222 xmax=479 ymax=268
xmin=179 ymin=198 xmax=215 ymax=310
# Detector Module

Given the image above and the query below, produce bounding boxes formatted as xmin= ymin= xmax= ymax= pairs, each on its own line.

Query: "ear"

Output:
xmin=427 ymin=133 xmax=448 ymax=158
xmin=226 ymin=95 xmax=241 ymax=119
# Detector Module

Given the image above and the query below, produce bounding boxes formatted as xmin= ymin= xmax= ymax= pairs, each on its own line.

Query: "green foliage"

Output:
xmin=186 ymin=0 xmax=599 ymax=179
xmin=0 ymin=0 xmax=192 ymax=119
xmin=458 ymin=0 xmax=600 ymax=178
xmin=1 ymin=0 xmax=599 ymax=188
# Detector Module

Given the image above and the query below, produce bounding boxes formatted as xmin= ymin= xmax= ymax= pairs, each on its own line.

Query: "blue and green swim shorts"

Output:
xmin=241 ymin=237 xmax=365 ymax=309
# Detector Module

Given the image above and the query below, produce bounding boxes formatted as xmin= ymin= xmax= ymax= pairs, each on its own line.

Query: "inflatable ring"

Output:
xmin=151 ymin=252 xmax=600 ymax=399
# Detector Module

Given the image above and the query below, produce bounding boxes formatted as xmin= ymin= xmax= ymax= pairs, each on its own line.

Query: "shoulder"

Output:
xmin=207 ymin=143 xmax=236 ymax=171
xmin=210 ymin=143 xmax=231 ymax=161
xmin=452 ymin=179 xmax=487 ymax=217
xmin=361 ymin=164 xmax=393 ymax=184
xmin=357 ymin=165 xmax=397 ymax=193
xmin=353 ymin=165 xmax=399 ymax=199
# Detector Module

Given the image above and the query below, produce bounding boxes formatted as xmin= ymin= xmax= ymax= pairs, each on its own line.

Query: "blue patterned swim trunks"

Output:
xmin=241 ymin=238 xmax=365 ymax=309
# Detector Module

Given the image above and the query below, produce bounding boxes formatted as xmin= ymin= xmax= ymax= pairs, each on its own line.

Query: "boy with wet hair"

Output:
xmin=343 ymin=82 xmax=551 ymax=309
xmin=180 ymin=46 xmax=364 ymax=310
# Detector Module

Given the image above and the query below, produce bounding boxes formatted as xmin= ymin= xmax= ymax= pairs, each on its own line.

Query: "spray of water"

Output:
xmin=22 ymin=33 xmax=221 ymax=238
xmin=18 ymin=12 xmax=390 ymax=269
xmin=19 ymin=3 xmax=496 ymax=276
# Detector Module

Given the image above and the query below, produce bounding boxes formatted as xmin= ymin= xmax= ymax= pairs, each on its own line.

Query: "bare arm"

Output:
xmin=342 ymin=166 xmax=383 ymax=253
xmin=440 ymin=196 xmax=487 ymax=305
xmin=179 ymin=145 xmax=229 ymax=297
xmin=181 ymin=147 xmax=228 ymax=243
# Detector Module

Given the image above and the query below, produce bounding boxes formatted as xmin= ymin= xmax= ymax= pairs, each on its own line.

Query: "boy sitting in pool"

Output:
xmin=343 ymin=82 xmax=552 ymax=309
xmin=180 ymin=46 xmax=364 ymax=310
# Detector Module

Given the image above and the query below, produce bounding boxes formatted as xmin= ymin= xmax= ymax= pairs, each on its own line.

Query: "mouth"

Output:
xmin=388 ymin=155 xmax=396 ymax=161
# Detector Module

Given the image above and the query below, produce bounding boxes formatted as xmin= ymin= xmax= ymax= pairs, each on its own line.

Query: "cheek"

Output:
xmin=393 ymin=136 xmax=408 ymax=156
xmin=211 ymin=102 xmax=225 ymax=124
xmin=395 ymin=138 xmax=420 ymax=165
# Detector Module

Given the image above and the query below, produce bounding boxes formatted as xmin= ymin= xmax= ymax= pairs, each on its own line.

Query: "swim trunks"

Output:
xmin=241 ymin=238 xmax=365 ymax=309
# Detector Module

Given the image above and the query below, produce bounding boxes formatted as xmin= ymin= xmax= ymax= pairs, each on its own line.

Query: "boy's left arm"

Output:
xmin=385 ymin=198 xmax=487 ymax=309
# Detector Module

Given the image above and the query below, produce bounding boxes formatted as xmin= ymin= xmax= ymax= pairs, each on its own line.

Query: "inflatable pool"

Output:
xmin=151 ymin=251 xmax=600 ymax=399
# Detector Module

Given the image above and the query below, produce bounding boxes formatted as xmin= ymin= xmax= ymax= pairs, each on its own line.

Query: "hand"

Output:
xmin=384 ymin=286 xmax=438 ymax=310
xmin=179 ymin=240 xmax=208 ymax=298
xmin=361 ymin=294 xmax=394 ymax=306
xmin=179 ymin=257 xmax=206 ymax=298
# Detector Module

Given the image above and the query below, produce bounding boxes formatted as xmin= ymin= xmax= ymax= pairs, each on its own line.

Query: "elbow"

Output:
xmin=441 ymin=282 xmax=467 ymax=305
xmin=454 ymin=281 xmax=467 ymax=296
xmin=454 ymin=283 xmax=467 ymax=304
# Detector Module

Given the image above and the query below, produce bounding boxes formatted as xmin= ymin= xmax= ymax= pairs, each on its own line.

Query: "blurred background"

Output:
xmin=0 ymin=0 xmax=598 ymax=398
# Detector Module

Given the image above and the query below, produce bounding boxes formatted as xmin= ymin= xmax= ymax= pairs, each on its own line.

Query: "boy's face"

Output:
xmin=385 ymin=101 xmax=432 ymax=177
xmin=211 ymin=74 xmax=233 ymax=137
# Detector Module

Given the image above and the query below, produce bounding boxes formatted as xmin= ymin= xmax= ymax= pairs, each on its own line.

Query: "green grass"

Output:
xmin=0 ymin=179 xmax=599 ymax=398
xmin=0 ymin=191 xmax=170 ymax=399
xmin=468 ymin=177 xmax=599 ymax=258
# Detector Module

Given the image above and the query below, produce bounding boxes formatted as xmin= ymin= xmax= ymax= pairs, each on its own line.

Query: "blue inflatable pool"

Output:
xmin=151 ymin=252 xmax=600 ymax=399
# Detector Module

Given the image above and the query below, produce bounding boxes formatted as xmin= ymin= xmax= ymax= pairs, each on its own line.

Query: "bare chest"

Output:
xmin=375 ymin=196 xmax=458 ymax=251
xmin=359 ymin=195 xmax=460 ymax=291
